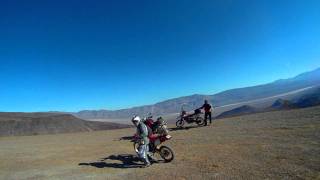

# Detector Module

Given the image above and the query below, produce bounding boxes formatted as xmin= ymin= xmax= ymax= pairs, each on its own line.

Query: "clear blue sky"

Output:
xmin=0 ymin=0 xmax=319 ymax=112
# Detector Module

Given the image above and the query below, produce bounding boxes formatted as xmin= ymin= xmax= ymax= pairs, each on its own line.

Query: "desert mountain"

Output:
xmin=268 ymin=99 xmax=298 ymax=110
xmin=0 ymin=113 xmax=131 ymax=136
xmin=293 ymin=87 xmax=320 ymax=108
xmin=216 ymin=105 xmax=258 ymax=119
xmin=215 ymin=87 xmax=320 ymax=119
xmin=75 ymin=67 xmax=320 ymax=119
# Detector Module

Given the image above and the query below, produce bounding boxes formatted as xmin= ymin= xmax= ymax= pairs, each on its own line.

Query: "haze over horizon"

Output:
xmin=1 ymin=0 xmax=320 ymax=112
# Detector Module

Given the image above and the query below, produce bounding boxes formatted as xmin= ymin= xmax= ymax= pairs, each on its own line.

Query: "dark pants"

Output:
xmin=204 ymin=112 xmax=212 ymax=125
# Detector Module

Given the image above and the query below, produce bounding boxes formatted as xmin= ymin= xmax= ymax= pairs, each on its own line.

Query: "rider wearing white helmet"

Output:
xmin=132 ymin=115 xmax=151 ymax=167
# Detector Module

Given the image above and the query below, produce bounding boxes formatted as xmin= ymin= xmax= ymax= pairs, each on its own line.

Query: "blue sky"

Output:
xmin=0 ymin=0 xmax=319 ymax=112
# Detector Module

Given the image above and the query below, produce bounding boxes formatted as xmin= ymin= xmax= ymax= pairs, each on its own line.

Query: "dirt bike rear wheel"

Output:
xmin=176 ymin=119 xmax=185 ymax=128
xmin=158 ymin=146 xmax=174 ymax=162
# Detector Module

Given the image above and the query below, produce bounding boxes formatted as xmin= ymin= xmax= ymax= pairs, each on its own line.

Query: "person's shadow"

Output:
xmin=78 ymin=154 xmax=143 ymax=169
xmin=119 ymin=136 xmax=134 ymax=141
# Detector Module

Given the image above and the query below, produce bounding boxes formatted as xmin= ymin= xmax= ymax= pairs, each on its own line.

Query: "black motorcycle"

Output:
xmin=176 ymin=108 xmax=205 ymax=128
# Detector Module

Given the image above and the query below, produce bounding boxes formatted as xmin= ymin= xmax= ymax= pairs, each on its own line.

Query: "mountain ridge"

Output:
xmin=0 ymin=112 xmax=131 ymax=136
xmin=215 ymin=87 xmax=320 ymax=119
xmin=74 ymin=67 xmax=320 ymax=119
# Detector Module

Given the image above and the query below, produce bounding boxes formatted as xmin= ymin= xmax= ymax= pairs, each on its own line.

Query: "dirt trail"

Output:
xmin=1 ymin=106 xmax=320 ymax=179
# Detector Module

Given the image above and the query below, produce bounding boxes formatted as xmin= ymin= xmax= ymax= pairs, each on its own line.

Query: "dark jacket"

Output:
xmin=200 ymin=103 xmax=212 ymax=113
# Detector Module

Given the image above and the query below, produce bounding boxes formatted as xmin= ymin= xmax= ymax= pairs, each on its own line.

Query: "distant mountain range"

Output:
xmin=216 ymin=86 xmax=320 ymax=119
xmin=75 ymin=67 xmax=320 ymax=120
xmin=0 ymin=113 xmax=131 ymax=136
xmin=1 ymin=68 xmax=319 ymax=136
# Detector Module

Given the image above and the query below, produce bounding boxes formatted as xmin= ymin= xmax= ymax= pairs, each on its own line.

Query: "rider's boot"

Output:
xmin=139 ymin=154 xmax=150 ymax=168
xmin=147 ymin=153 xmax=158 ymax=163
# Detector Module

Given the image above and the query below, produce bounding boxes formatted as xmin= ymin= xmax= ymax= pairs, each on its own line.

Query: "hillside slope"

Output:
xmin=1 ymin=106 xmax=319 ymax=179
xmin=216 ymin=105 xmax=258 ymax=119
xmin=0 ymin=113 xmax=131 ymax=136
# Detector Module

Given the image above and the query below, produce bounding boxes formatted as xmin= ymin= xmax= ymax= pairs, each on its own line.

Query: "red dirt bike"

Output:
xmin=133 ymin=134 xmax=174 ymax=162
xmin=176 ymin=108 xmax=205 ymax=128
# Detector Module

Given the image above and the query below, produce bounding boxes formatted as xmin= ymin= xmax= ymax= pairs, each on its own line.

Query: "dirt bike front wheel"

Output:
xmin=158 ymin=145 xmax=174 ymax=162
xmin=133 ymin=142 xmax=139 ymax=153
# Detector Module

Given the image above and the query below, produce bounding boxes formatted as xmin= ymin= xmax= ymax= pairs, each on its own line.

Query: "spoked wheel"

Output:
xmin=158 ymin=145 xmax=174 ymax=162
xmin=176 ymin=119 xmax=185 ymax=128
xmin=133 ymin=142 xmax=139 ymax=153
xmin=196 ymin=117 xmax=205 ymax=126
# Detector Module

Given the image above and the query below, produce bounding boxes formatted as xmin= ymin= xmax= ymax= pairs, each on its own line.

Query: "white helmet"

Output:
xmin=132 ymin=116 xmax=141 ymax=124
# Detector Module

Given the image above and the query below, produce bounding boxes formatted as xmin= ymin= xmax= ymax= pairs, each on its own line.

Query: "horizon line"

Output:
xmin=1 ymin=66 xmax=319 ymax=113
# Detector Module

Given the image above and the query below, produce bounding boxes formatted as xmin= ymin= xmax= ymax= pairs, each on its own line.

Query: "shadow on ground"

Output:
xmin=119 ymin=136 xmax=133 ymax=141
xmin=79 ymin=154 xmax=143 ymax=169
xmin=169 ymin=126 xmax=201 ymax=131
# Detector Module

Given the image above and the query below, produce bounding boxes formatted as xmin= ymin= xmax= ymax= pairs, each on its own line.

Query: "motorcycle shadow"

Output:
xmin=169 ymin=126 xmax=201 ymax=131
xmin=78 ymin=154 xmax=144 ymax=169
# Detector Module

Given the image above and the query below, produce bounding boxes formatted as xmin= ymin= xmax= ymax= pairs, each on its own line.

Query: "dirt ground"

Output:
xmin=1 ymin=106 xmax=319 ymax=180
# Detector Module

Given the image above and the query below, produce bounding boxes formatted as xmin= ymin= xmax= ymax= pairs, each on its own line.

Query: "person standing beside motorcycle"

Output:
xmin=199 ymin=100 xmax=212 ymax=126
xmin=132 ymin=116 xmax=151 ymax=167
